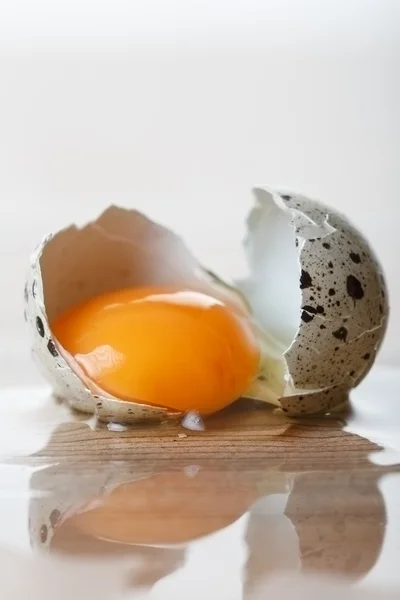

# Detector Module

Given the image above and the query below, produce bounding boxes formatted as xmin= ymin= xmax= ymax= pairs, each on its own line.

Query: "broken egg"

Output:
xmin=51 ymin=286 xmax=259 ymax=417
xmin=25 ymin=186 xmax=388 ymax=421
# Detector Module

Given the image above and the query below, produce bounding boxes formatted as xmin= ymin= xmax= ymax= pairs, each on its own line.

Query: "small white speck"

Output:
xmin=184 ymin=465 xmax=201 ymax=478
xmin=107 ymin=422 xmax=127 ymax=432
xmin=177 ymin=433 xmax=187 ymax=439
xmin=181 ymin=410 xmax=205 ymax=432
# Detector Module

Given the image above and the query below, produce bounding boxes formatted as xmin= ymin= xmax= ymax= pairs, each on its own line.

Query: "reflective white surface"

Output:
xmin=0 ymin=367 xmax=399 ymax=598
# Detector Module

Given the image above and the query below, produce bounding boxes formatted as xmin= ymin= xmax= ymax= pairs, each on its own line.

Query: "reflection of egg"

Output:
xmin=52 ymin=470 xmax=259 ymax=547
xmin=25 ymin=186 xmax=389 ymax=421
xmin=28 ymin=449 xmax=289 ymax=552
xmin=52 ymin=286 xmax=260 ymax=415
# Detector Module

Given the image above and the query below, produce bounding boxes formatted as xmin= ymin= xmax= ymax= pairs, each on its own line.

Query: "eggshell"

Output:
xmin=25 ymin=206 xmax=208 ymax=423
xmin=26 ymin=187 xmax=389 ymax=421
xmin=239 ymin=187 xmax=389 ymax=415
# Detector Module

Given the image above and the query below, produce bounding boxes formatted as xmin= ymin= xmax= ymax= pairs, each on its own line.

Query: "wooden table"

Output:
xmin=1 ymin=367 xmax=399 ymax=597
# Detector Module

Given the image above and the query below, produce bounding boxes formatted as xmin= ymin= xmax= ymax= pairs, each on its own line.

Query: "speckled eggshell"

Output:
xmin=254 ymin=187 xmax=389 ymax=415
xmin=24 ymin=206 xmax=206 ymax=424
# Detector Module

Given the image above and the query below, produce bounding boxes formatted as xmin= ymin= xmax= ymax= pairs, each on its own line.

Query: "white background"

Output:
xmin=0 ymin=0 xmax=399 ymax=384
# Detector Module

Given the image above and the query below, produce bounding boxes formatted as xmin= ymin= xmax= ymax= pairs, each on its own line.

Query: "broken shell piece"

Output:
xmin=94 ymin=396 xmax=172 ymax=425
xmin=237 ymin=187 xmax=388 ymax=414
xmin=25 ymin=186 xmax=388 ymax=421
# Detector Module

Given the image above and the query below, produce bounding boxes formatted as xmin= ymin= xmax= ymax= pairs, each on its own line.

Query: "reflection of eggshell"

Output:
xmin=29 ymin=460 xmax=156 ymax=551
xmin=239 ymin=188 xmax=389 ymax=415
xmin=285 ymin=472 xmax=385 ymax=578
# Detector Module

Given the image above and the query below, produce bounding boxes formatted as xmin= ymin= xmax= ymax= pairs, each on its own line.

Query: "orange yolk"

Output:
xmin=52 ymin=286 xmax=260 ymax=415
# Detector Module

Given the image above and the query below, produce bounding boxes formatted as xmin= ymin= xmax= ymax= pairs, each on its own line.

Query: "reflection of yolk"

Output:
xmin=52 ymin=470 xmax=259 ymax=547
xmin=52 ymin=286 xmax=260 ymax=414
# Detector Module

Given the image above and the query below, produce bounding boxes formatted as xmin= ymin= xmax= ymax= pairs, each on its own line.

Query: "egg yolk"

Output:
xmin=52 ymin=286 xmax=260 ymax=415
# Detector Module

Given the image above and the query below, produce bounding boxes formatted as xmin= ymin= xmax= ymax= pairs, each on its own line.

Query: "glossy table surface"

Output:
xmin=1 ymin=366 xmax=400 ymax=598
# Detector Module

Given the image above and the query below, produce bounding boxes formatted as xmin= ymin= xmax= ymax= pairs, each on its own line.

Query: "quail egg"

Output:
xmin=25 ymin=186 xmax=388 ymax=421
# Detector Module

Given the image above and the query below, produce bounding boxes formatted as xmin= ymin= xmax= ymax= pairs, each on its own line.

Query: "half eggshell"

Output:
xmin=237 ymin=187 xmax=389 ymax=414
xmin=25 ymin=206 xmax=253 ymax=423
xmin=25 ymin=207 xmax=220 ymax=423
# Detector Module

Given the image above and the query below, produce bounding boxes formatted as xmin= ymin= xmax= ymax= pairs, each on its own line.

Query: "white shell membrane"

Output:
xmin=236 ymin=187 xmax=389 ymax=415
